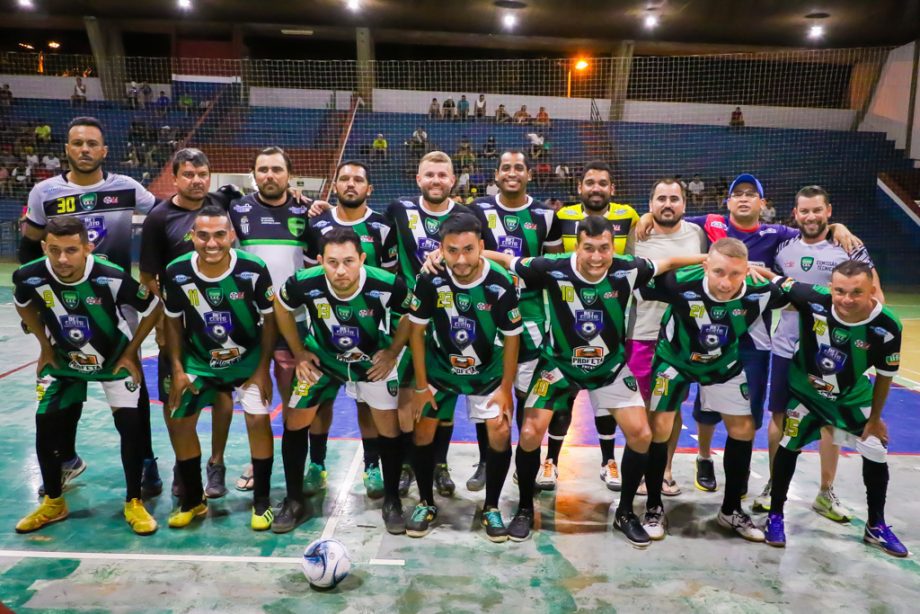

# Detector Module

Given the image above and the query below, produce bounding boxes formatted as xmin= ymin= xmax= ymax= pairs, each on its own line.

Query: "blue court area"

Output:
xmin=140 ymin=355 xmax=920 ymax=454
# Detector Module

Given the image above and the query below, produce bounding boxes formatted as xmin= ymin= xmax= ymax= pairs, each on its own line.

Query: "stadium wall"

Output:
xmin=0 ymin=75 xmax=172 ymax=101
xmin=859 ymin=41 xmax=920 ymax=159
xmin=248 ymin=87 xmax=353 ymax=110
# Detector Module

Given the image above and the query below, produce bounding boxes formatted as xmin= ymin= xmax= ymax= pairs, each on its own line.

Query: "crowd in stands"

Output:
xmin=0 ymin=88 xmax=63 ymax=199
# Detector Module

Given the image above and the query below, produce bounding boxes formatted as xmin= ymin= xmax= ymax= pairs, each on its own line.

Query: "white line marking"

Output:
xmin=369 ymin=558 xmax=405 ymax=566
xmin=0 ymin=549 xmax=301 ymax=565
xmin=749 ymin=470 xmax=762 ymax=479
xmin=320 ymin=443 xmax=365 ymax=540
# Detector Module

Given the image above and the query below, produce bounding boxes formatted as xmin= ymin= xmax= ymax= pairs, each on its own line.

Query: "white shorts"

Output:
xmin=590 ymin=366 xmax=645 ymax=416
xmin=697 ymin=371 xmax=751 ymax=417
xmin=37 ymin=375 xmax=140 ymax=410
xmin=345 ymin=377 xmax=399 ymax=410
xmin=467 ymin=390 xmax=502 ymax=422
xmin=234 ymin=383 xmax=271 ymax=415
xmin=515 ymin=359 xmax=538 ymax=396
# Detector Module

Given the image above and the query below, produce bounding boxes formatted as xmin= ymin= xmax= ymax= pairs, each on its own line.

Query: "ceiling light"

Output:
xmin=808 ymin=24 xmax=824 ymax=39
xmin=574 ymin=59 xmax=589 ymax=71
xmin=48 ymin=41 xmax=61 ymax=49
xmin=18 ymin=42 xmax=35 ymax=50
xmin=503 ymin=14 xmax=517 ymax=29
xmin=644 ymin=14 xmax=659 ymax=29
xmin=178 ymin=0 xmax=192 ymax=10
xmin=17 ymin=0 xmax=34 ymax=8
xmin=346 ymin=0 xmax=360 ymax=11
xmin=281 ymin=29 xmax=314 ymax=36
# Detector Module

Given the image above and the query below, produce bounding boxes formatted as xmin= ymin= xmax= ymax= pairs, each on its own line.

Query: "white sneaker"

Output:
xmin=643 ymin=505 xmax=667 ymax=540
xmin=600 ymin=459 xmax=621 ymax=492
xmin=813 ymin=486 xmax=851 ymax=523
xmin=717 ymin=509 xmax=765 ymax=542
xmin=752 ymin=480 xmax=772 ymax=513
xmin=535 ymin=459 xmax=558 ymax=491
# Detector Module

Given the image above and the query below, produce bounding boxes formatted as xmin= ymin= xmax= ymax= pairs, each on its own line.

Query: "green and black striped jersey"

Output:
xmin=277 ymin=266 xmax=410 ymax=382
xmin=512 ymin=253 xmax=655 ymax=387
xmin=305 ymin=207 xmax=397 ymax=270
xmin=162 ymin=250 xmax=275 ymax=380
xmin=640 ymin=265 xmax=787 ymax=384
xmin=776 ymin=277 xmax=901 ymax=410
xmin=408 ymin=259 xmax=522 ymax=395
xmin=385 ymin=196 xmax=458 ymax=289
xmin=13 ymin=255 xmax=159 ymax=380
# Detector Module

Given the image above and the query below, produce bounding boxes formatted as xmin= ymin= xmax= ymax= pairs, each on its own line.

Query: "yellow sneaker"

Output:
xmin=168 ymin=501 xmax=207 ymax=528
xmin=251 ymin=505 xmax=274 ymax=531
xmin=124 ymin=498 xmax=158 ymax=535
xmin=16 ymin=496 xmax=69 ymax=533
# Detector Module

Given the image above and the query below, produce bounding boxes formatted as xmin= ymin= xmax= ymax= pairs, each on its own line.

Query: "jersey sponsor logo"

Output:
xmin=574 ymin=310 xmax=604 ymax=341
xmin=204 ymin=311 xmax=233 ymax=342
xmin=173 ymin=274 xmax=191 ymax=284
xmin=807 ymin=374 xmax=835 ymax=394
xmin=745 ymin=292 xmax=768 ymax=301
xmin=614 ymin=208 xmax=627 ymax=216
xmin=360 ymin=234 xmax=373 ymax=244
xmin=264 ymin=288 xmax=275 ymax=301
xmin=759 ymin=228 xmax=777 ymax=235
xmin=424 ymin=217 xmax=441 ymax=235
xmin=710 ymin=306 xmax=727 ymax=320
xmin=209 ymin=347 xmax=242 ymax=368
xmin=103 ymin=195 xmax=119 ymax=205
xmin=731 ymin=308 xmax=746 ymax=316
xmin=358 ymin=308 xmax=375 ymax=318
xmin=476 ymin=302 xmax=492 ymax=311
xmin=603 ymin=291 xmax=619 ymax=299
xmin=455 ymin=293 xmax=471 ymax=312
xmin=854 ymin=339 xmax=871 ymax=350
xmin=61 ymin=290 xmax=80 ymax=310
xmin=60 ymin=314 xmax=92 ymax=346
xmin=289 ymin=205 xmax=307 ymax=215
xmin=509 ymin=308 xmax=521 ymax=323
xmin=337 ymin=347 xmax=370 ymax=363
xmin=335 ymin=305 xmax=353 ymax=321
xmin=699 ymin=323 xmax=729 ymax=349
xmin=370 ymin=222 xmax=387 ymax=232
xmin=260 ymin=217 xmax=280 ymax=225
xmin=450 ymin=316 xmax=477 ymax=348
xmin=240 ymin=216 xmax=250 ymax=235
xmin=870 ymin=326 xmax=894 ymax=343
xmin=23 ymin=276 xmax=44 ymax=286
xmin=288 ymin=218 xmax=306 ymax=238
xmin=503 ymin=215 xmax=519 ymax=231
xmin=487 ymin=284 xmax=507 ymax=300
xmin=67 ymin=351 xmax=101 ymax=372
xmin=366 ymin=290 xmax=382 ymax=299
xmin=409 ymin=295 xmax=421 ymax=311
xmin=579 ymin=287 xmax=598 ymax=305
xmin=431 ymin=276 xmax=444 ymax=285
xmin=84 ymin=216 xmax=107 ymax=244
xmin=84 ymin=296 xmax=103 ymax=305
xmin=831 ymin=328 xmax=850 ymax=345
xmin=572 ymin=346 xmax=604 ymax=368
xmin=437 ymin=292 xmax=453 ymax=308
xmin=710 ymin=220 xmax=728 ymax=231
xmin=816 ymin=344 xmax=847 ymax=375
xmin=681 ymin=291 xmax=700 ymax=299
xmin=137 ymin=285 xmax=150 ymax=299
xmin=124 ymin=380 xmax=139 ymax=392
xmin=79 ymin=193 xmax=97 ymax=211
xmin=416 ymin=237 xmax=441 ymax=262
xmin=313 ymin=220 xmax=330 ymax=229
xmin=229 ymin=291 xmax=245 ymax=300
xmin=307 ymin=289 xmax=323 ymax=298
xmin=800 ymin=256 xmax=815 ymax=272
xmin=886 ymin=353 xmax=900 ymax=366
xmin=498 ymin=235 xmax=522 ymax=256
xmin=449 ymin=354 xmax=479 ymax=375
xmin=233 ymin=203 xmax=252 ymax=213
xmin=613 ymin=270 xmax=630 ymax=279
xmin=813 ymin=320 xmax=828 ymax=335
xmin=690 ymin=352 xmax=719 ymax=363
xmin=808 ymin=302 xmax=826 ymax=314
xmin=523 ymin=222 xmax=537 ymax=230
xmin=205 ymin=288 xmax=223 ymax=306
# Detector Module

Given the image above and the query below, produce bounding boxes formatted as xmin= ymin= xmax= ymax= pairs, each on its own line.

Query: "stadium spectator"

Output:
xmin=688 ymin=174 xmax=705 ymax=208
xmin=535 ymin=106 xmax=551 ymax=127
xmin=513 ymin=105 xmax=531 ymax=124
xmin=481 ymin=135 xmax=497 ymax=160
xmin=140 ymin=81 xmax=153 ymax=108
xmin=72 ymin=77 xmax=87 ymax=107
xmin=457 ymin=166 xmax=471 ymax=197
xmin=761 ymin=198 xmax=777 ymax=223
xmin=474 ymin=94 xmax=487 ymax=119
xmin=716 ymin=176 xmax=729 ymax=205
xmin=123 ymin=145 xmax=141 ymax=168
xmin=34 ymin=122 xmax=51 ymax=144
xmin=178 ymin=93 xmax=194 ymax=116
xmin=11 ymin=164 xmax=31 ymax=196
xmin=442 ymin=96 xmax=456 ymax=119
xmin=0 ymin=84 xmax=12 ymax=110
xmin=465 ymin=186 xmax=478 ymax=205
xmin=156 ymin=91 xmax=170 ymax=116
xmin=127 ymin=81 xmax=140 ymax=109
xmin=458 ymin=95 xmax=470 ymax=120
xmin=159 ymin=125 xmax=178 ymax=151
xmin=543 ymin=197 xmax=564 ymax=211
xmin=0 ymin=166 xmax=9 ymax=196
xmin=485 ymin=179 xmax=499 ymax=197
xmin=526 ymin=130 xmax=545 ymax=159
xmin=42 ymin=153 xmax=61 ymax=171
xmin=730 ymin=106 xmax=745 ymax=128
xmin=555 ymin=163 xmax=573 ymax=191
xmin=456 ymin=136 xmax=476 ymax=168
xmin=495 ymin=104 xmax=510 ymax=123
xmin=409 ymin=126 xmax=428 ymax=152
xmin=372 ymin=133 xmax=388 ymax=161
xmin=428 ymin=97 xmax=441 ymax=119
xmin=25 ymin=151 xmax=39 ymax=169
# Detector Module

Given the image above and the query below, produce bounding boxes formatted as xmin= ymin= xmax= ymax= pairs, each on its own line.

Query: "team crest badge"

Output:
xmin=800 ymin=256 xmax=815 ymax=272
xmin=288 ymin=218 xmax=306 ymax=238
xmin=62 ymin=291 xmax=79 ymax=310
xmin=624 ymin=376 xmax=638 ymax=392
xmin=450 ymin=316 xmax=477 ymax=349
xmin=335 ymin=305 xmax=353 ymax=321
xmin=579 ymin=287 xmax=597 ymax=306
xmin=831 ymin=328 xmax=850 ymax=345
xmin=710 ymin=306 xmax=727 ymax=320
xmin=79 ymin=193 xmax=97 ymax=211
xmin=425 ymin=217 xmax=440 ymax=235
xmin=503 ymin=216 xmax=519 ymax=232
xmin=574 ymin=310 xmax=604 ymax=341
xmin=205 ymin=288 xmax=223 ymax=306
xmin=456 ymin=293 xmax=471 ymax=312
xmin=125 ymin=380 xmax=139 ymax=393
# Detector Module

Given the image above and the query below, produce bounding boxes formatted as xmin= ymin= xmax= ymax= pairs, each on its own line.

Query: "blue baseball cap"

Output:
xmin=728 ymin=173 xmax=764 ymax=198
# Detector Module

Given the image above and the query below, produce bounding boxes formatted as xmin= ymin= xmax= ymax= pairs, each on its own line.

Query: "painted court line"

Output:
xmin=0 ymin=360 xmax=36 ymax=380
xmin=0 ymin=549 xmax=301 ymax=565
xmin=369 ymin=558 xmax=406 ymax=566
xmin=320 ymin=444 xmax=365 ymax=540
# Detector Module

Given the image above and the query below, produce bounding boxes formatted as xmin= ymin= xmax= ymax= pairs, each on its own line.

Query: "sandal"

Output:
xmin=662 ymin=478 xmax=682 ymax=497
xmin=235 ymin=464 xmax=254 ymax=491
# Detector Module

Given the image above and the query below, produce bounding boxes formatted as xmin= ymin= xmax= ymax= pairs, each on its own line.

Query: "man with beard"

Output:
xmin=538 ymin=161 xmax=640 ymax=493
xmin=627 ymin=179 xmax=706 ymax=506
xmin=20 ymin=116 xmax=161 ymax=500
xmin=140 ymin=148 xmax=242 ymax=500
xmin=302 ymin=161 xmax=398 ymax=500
xmin=752 ymin=186 xmax=881 ymax=521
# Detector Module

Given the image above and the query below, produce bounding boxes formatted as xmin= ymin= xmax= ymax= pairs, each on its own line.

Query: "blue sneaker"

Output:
xmin=764 ymin=512 xmax=786 ymax=547
xmin=864 ymin=523 xmax=909 ymax=558
xmin=141 ymin=457 xmax=163 ymax=498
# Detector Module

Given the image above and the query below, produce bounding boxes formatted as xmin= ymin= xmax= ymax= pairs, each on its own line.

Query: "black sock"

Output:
xmin=616 ymin=445 xmax=648 ymax=516
xmin=138 ymin=377 xmax=155 ymax=460
xmin=401 ymin=432 xmax=414 ymax=469
xmin=863 ymin=458 xmax=889 ymax=527
xmin=177 ymin=456 xmax=203 ymax=511
xmin=515 ymin=402 xmax=524 ymax=432
xmin=645 ymin=441 xmax=669 ymax=509
xmin=769 ymin=446 xmax=800 ymax=516
xmin=59 ymin=403 xmax=83 ymax=460
xmin=308 ymin=432 xmax=328 ymax=467
xmin=433 ymin=422 xmax=453 ymax=465
xmin=113 ymin=408 xmax=143 ymax=501
xmin=362 ymin=437 xmax=380 ymax=470
xmin=412 ymin=442 xmax=436 ymax=504
xmin=378 ymin=434 xmax=403 ymax=503
xmin=485 ymin=444 xmax=512 ymax=509
xmin=595 ymin=414 xmax=617 ymax=464
xmin=475 ymin=422 xmax=489 ymax=465
xmin=546 ymin=411 xmax=571 ymax=465
xmin=515 ymin=445 xmax=541 ymax=511
xmin=36 ymin=411 xmax=67 ymax=499
xmin=251 ymin=456 xmax=273 ymax=507
xmin=721 ymin=437 xmax=752 ymax=515
xmin=282 ymin=425 xmax=309 ymax=504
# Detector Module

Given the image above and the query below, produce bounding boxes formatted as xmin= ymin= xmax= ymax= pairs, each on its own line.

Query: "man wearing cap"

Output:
xmin=635 ymin=173 xmax=861 ymax=494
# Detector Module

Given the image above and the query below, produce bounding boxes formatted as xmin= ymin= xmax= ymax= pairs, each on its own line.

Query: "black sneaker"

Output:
xmin=141 ymin=457 xmax=163 ymax=499
xmin=481 ymin=506 xmax=509 ymax=543
xmin=271 ymin=498 xmax=308 ymax=534
xmin=613 ymin=509 xmax=651 ymax=547
xmin=434 ymin=463 xmax=456 ymax=497
xmin=508 ymin=508 xmax=534 ymax=542
xmin=398 ymin=464 xmax=414 ymax=497
xmin=466 ymin=463 xmax=486 ymax=492
xmin=205 ymin=462 xmax=228 ymax=499
xmin=406 ymin=502 xmax=438 ymax=538
xmin=382 ymin=499 xmax=406 ymax=535
xmin=695 ymin=457 xmax=717 ymax=492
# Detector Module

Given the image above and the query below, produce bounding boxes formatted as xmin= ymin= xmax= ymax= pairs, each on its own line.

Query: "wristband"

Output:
xmin=414 ymin=387 xmax=429 ymax=394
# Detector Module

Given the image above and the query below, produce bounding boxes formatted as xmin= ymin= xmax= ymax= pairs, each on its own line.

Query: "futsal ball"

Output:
xmin=302 ymin=538 xmax=351 ymax=589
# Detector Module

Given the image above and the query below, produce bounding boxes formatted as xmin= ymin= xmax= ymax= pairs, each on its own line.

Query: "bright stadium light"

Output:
xmin=808 ymin=24 xmax=824 ymax=39
xmin=48 ymin=41 xmax=61 ymax=49
xmin=177 ymin=0 xmax=192 ymax=10
xmin=502 ymin=14 xmax=517 ymax=30
xmin=644 ymin=14 xmax=659 ymax=29
xmin=574 ymin=59 xmax=589 ymax=71
xmin=347 ymin=0 xmax=360 ymax=12
xmin=18 ymin=0 xmax=35 ymax=9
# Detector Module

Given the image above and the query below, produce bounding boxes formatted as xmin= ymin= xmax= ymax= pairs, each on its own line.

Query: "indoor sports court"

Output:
xmin=1 ymin=0 xmax=920 ymax=611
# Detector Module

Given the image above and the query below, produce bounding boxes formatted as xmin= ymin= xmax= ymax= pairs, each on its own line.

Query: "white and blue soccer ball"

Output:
xmin=302 ymin=538 xmax=351 ymax=589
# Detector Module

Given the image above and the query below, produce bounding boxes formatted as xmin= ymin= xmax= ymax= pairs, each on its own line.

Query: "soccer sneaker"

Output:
xmin=434 ymin=463 xmax=456 ymax=497
xmin=16 ymin=496 xmax=69 ymax=533
xmin=695 ymin=456 xmax=717 ymax=492
xmin=382 ymin=499 xmax=406 ymax=535
xmin=717 ymin=509 xmax=765 ymax=542
xmin=251 ymin=501 xmax=274 ymax=532
xmin=363 ymin=465 xmax=385 ymax=499
xmin=614 ymin=509 xmax=651 ymax=547
xmin=141 ymin=457 xmax=163 ymax=498
xmin=303 ymin=463 xmax=328 ymax=497
xmin=764 ymin=512 xmax=786 ymax=547
xmin=124 ymin=498 xmax=158 ymax=535
xmin=813 ymin=487 xmax=851 ymax=522
xmin=508 ymin=507 xmax=535 ymax=542
xmin=864 ymin=523 xmax=909 ymax=558
xmin=271 ymin=498 xmax=307 ymax=534
xmin=752 ymin=480 xmax=772 ymax=513
xmin=481 ymin=507 xmax=509 ymax=543
xmin=466 ymin=463 xmax=486 ymax=492
xmin=204 ymin=462 xmax=228 ymax=499
xmin=406 ymin=503 xmax=438 ymax=538
xmin=38 ymin=455 xmax=87 ymax=498
xmin=168 ymin=501 xmax=207 ymax=529
xmin=535 ymin=459 xmax=559 ymax=491
xmin=642 ymin=505 xmax=668 ymax=541
xmin=601 ymin=459 xmax=622 ymax=492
